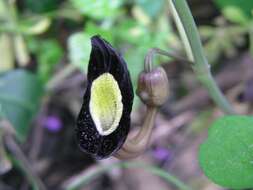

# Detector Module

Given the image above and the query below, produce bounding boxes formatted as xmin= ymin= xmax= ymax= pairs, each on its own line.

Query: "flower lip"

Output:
xmin=89 ymin=72 xmax=123 ymax=136
xmin=76 ymin=35 xmax=134 ymax=159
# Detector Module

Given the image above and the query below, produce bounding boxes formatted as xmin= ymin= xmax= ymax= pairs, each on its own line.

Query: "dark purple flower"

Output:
xmin=76 ymin=35 xmax=134 ymax=159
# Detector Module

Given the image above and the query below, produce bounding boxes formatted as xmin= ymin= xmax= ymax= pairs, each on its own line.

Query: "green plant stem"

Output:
xmin=169 ymin=0 xmax=235 ymax=114
xmin=144 ymin=48 xmax=193 ymax=72
xmin=63 ymin=161 xmax=193 ymax=190
xmin=168 ymin=0 xmax=194 ymax=61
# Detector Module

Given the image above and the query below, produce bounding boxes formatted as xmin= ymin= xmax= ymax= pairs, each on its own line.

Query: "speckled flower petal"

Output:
xmin=76 ymin=35 xmax=134 ymax=159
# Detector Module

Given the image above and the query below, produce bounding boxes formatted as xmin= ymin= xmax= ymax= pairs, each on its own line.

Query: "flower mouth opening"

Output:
xmin=89 ymin=72 xmax=123 ymax=136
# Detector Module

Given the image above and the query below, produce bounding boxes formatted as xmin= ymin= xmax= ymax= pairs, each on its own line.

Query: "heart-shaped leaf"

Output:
xmin=199 ymin=115 xmax=253 ymax=189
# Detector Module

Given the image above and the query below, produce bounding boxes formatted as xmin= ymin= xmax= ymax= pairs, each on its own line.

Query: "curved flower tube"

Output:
xmin=76 ymin=36 xmax=134 ymax=159
xmin=115 ymin=63 xmax=169 ymax=159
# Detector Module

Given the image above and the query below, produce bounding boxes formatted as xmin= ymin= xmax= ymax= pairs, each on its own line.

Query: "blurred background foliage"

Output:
xmin=0 ymin=0 xmax=178 ymax=140
xmin=0 ymin=0 xmax=253 ymax=189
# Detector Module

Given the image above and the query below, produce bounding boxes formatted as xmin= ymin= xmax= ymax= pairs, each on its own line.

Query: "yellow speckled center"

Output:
xmin=89 ymin=73 xmax=123 ymax=136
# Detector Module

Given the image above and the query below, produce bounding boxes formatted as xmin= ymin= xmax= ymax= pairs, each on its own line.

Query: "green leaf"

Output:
xmin=27 ymin=38 xmax=63 ymax=82
xmin=214 ymin=0 xmax=253 ymax=19
xmin=0 ymin=34 xmax=14 ymax=73
xmin=199 ymin=115 xmax=253 ymax=189
xmin=19 ymin=16 xmax=51 ymax=35
xmin=70 ymin=0 xmax=122 ymax=19
xmin=114 ymin=19 xmax=147 ymax=45
xmin=68 ymin=32 xmax=92 ymax=72
xmin=24 ymin=0 xmax=62 ymax=13
xmin=222 ymin=6 xmax=249 ymax=24
xmin=137 ymin=0 xmax=165 ymax=19
xmin=124 ymin=47 xmax=143 ymax=109
xmin=85 ymin=22 xmax=114 ymax=44
xmin=14 ymin=35 xmax=30 ymax=67
xmin=0 ymin=70 xmax=43 ymax=142
xmin=37 ymin=39 xmax=63 ymax=82
xmin=0 ymin=0 xmax=7 ymax=19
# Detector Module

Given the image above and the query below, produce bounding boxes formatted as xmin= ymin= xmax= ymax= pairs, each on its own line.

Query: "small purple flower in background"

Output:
xmin=153 ymin=147 xmax=172 ymax=162
xmin=42 ymin=115 xmax=62 ymax=132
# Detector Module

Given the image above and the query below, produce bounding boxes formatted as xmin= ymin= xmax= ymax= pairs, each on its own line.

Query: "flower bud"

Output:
xmin=136 ymin=67 xmax=169 ymax=106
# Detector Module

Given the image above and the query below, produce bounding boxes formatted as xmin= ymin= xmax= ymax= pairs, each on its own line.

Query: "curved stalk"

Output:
xmin=144 ymin=48 xmax=193 ymax=72
xmin=115 ymin=48 xmax=173 ymax=159
xmin=115 ymin=106 xmax=157 ymax=159
xmin=169 ymin=0 xmax=235 ymax=114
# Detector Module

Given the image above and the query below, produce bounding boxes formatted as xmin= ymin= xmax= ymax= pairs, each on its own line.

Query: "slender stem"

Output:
xmin=0 ymin=135 xmax=12 ymax=174
xmin=63 ymin=161 xmax=193 ymax=190
xmin=169 ymin=0 xmax=235 ymax=114
xmin=168 ymin=1 xmax=194 ymax=61
xmin=144 ymin=48 xmax=193 ymax=72
xmin=4 ymin=135 xmax=46 ymax=190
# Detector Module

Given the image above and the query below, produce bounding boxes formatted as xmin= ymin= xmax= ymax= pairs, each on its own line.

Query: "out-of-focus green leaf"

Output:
xmin=204 ymin=37 xmax=222 ymax=65
xmin=199 ymin=115 xmax=253 ymax=189
xmin=19 ymin=17 xmax=51 ymax=35
xmin=222 ymin=6 xmax=249 ymax=24
xmin=68 ymin=32 xmax=92 ymax=72
xmin=0 ymin=34 xmax=14 ymax=73
xmin=199 ymin=26 xmax=215 ymax=39
xmin=0 ymin=0 xmax=6 ymax=18
xmin=189 ymin=110 xmax=213 ymax=133
xmin=24 ymin=0 xmax=62 ymax=13
xmin=37 ymin=40 xmax=63 ymax=82
xmin=0 ymin=105 xmax=4 ymax=118
xmin=71 ymin=0 xmax=122 ymax=19
xmin=136 ymin=0 xmax=165 ymax=19
xmin=201 ymin=24 xmax=247 ymax=65
xmin=132 ymin=5 xmax=151 ymax=26
xmin=214 ymin=0 xmax=253 ymax=19
xmin=0 ymin=70 xmax=43 ymax=142
xmin=27 ymin=38 xmax=63 ymax=82
xmin=115 ymin=15 xmax=171 ymax=50
xmin=14 ymin=35 xmax=30 ymax=67
xmin=124 ymin=48 xmax=143 ymax=87
xmin=85 ymin=22 xmax=114 ymax=44
xmin=124 ymin=47 xmax=143 ymax=108
xmin=114 ymin=19 xmax=147 ymax=45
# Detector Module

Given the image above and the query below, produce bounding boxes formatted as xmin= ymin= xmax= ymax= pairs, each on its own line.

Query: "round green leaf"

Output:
xmin=199 ymin=115 xmax=253 ymax=189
